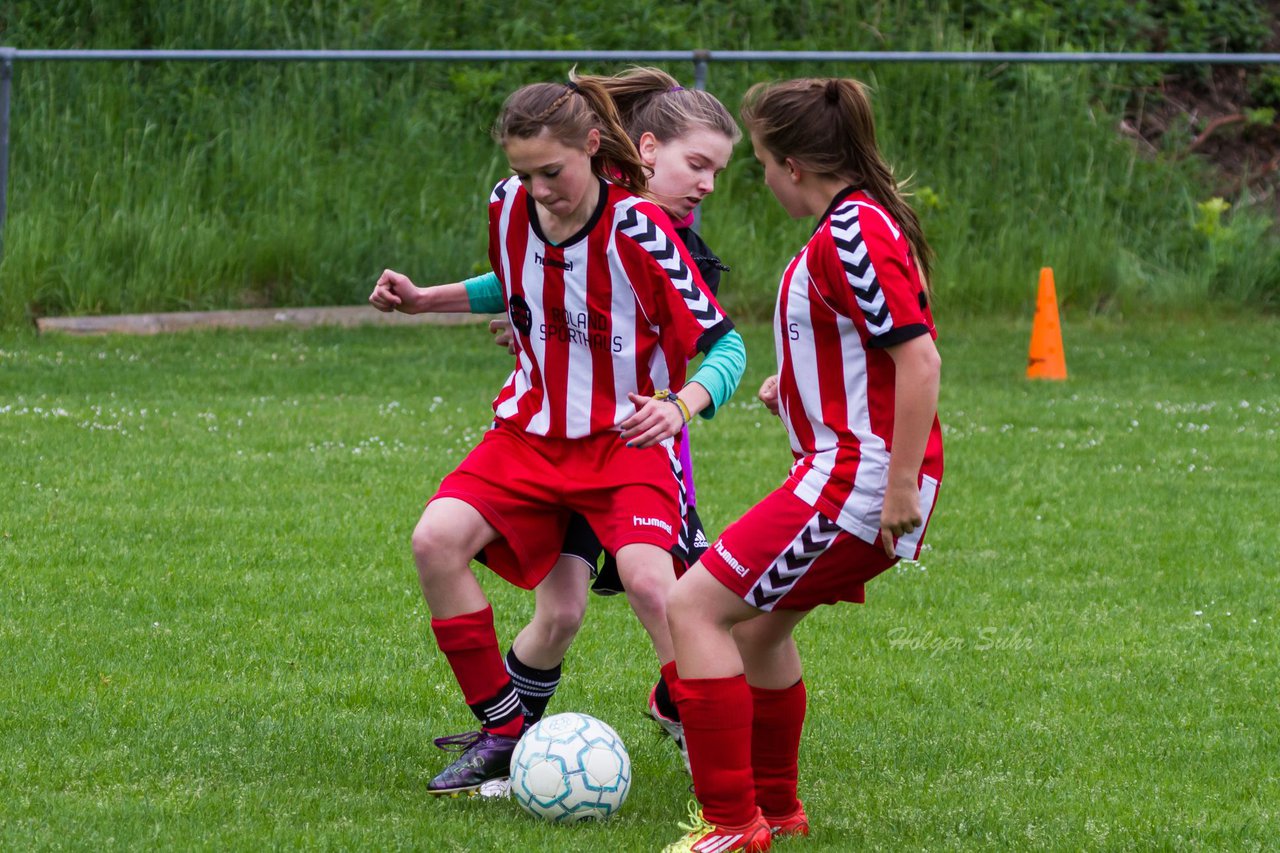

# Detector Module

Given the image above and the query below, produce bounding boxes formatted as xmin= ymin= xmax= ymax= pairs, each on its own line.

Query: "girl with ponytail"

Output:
xmin=661 ymin=78 xmax=944 ymax=852
xmin=371 ymin=75 xmax=743 ymax=797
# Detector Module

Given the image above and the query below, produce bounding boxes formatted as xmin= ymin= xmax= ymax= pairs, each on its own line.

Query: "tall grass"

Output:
xmin=1 ymin=1 xmax=1277 ymax=327
xmin=0 ymin=59 xmax=516 ymax=323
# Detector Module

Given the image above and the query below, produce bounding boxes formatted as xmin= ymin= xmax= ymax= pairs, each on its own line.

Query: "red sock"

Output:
xmin=430 ymin=606 xmax=524 ymax=737
xmin=751 ymin=679 xmax=807 ymax=819
xmin=678 ymin=674 xmax=756 ymax=827
xmin=654 ymin=659 xmax=681 ymax=719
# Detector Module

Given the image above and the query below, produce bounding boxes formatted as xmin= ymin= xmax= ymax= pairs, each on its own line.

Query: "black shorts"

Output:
xmin=560 ymin=511 xmax=604 ymax=567
xmin=564 ymin=505 xmax=709 ymax=597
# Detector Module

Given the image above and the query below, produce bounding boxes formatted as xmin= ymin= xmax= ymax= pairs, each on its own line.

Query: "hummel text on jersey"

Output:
xmin=714 ymin=540 xmax=748 ymax=577
xmin=632 ymin=516 xmax=674 ymax=536
xmin=540 ymin=306 xmax=623 ymax=353
xmin=534 ymin=252 xmax=574 ymax=272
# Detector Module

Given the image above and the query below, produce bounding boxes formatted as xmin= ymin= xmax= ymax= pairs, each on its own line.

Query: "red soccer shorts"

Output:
xmin=699 ymin=487 xmax=897 ymax=611
xmin=431 ymin=421 xmax=682 ymax=589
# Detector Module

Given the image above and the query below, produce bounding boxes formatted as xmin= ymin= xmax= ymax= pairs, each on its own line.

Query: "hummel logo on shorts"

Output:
xmin=633 ymin=516 xmax=674 ymax=535
xmin=714 ymin=540 xmax=748 ymax=577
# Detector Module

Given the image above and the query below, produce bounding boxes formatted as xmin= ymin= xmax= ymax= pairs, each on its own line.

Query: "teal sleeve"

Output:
xmin=463 ymin=272 xmax=504 ymax=313
xmin=686 ymin=329 xmax=746 ymax=419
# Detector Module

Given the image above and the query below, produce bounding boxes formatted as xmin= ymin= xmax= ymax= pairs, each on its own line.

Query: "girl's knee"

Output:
xmin=541 ymin=599 xmax=586 ymax=638
xmin=539 ymin=618 xmax=583 ymax=652
xmin=626 ymin=570 xmax=672 ymax=612
xmin=734 ymin=614 xmax=803 ymax=659
xmin=665 ymin=581 xmax=706 ymax=627
xmin=410 ymin=523 xmax=431 ymax=561
xmin=411 ymin=516 xmax=472 ymax=571
xmin=732 ymin=624 xmax=772 ymax=659
xmin=410 ymin=520 xmax=443 ymax=565
xmin=412 ymin=499 xmax=492 ymax=568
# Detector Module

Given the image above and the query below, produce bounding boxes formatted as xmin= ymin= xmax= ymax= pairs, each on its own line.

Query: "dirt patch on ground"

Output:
xmin=1123 ymin=5 xmax=1280 ymax=216
xmin=1126 ymin=70 xmax=1280 ymax=205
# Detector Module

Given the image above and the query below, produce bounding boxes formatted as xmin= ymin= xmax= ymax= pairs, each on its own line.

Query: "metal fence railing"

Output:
xmin=3 ymin=47 xmax=1279 ymax=256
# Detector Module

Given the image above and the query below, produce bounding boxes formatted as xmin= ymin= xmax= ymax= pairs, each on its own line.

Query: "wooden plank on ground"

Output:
xmin=36 ymin=306 xmax=497 ymax=336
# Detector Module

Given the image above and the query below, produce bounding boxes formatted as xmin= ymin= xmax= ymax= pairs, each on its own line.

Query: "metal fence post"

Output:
xmin=693 ymin=50 xmax=709 ymax=91
xmin=0 ymin=48 xmax=14 ymax=259
xmin=691 ymin=50 xmax=710 ymax=232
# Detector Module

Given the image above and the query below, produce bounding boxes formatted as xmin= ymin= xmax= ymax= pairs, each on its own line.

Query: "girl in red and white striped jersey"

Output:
xmin=661 ymin=78 xmax=944 ymax=853
xmin=381 ymin=76 xmax=740 ymax=796
xmin=371 ymin=68 xmax=744 ymax=773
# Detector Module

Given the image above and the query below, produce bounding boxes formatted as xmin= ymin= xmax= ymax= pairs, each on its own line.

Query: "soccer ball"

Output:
xmin=510 ymin=712 xmax=632 ymax=822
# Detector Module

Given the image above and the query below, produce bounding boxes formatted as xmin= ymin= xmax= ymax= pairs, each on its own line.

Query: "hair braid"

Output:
xmin=493 ymin=72 xmax=651 ymax=196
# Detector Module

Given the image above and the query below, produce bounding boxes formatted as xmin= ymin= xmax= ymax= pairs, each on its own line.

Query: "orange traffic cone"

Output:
xmin=1026 ymin=267 xmax=1067 ymax=380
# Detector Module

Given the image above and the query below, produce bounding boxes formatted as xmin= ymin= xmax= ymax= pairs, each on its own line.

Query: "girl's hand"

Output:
xmin=370 ymin=269 xmax=426 ymax=314
xmin=878 ymin=479 xmax=923 ymax=558
xmin=618 ymin=391 xmax=686 ymax=448
xmin=489 ymin=318 xmax=517 ymax=354
xmin=758 ymin=374 xmax=780 ymax=415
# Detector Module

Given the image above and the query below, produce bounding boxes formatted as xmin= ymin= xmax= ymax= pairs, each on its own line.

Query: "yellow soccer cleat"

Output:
xmin=663 ymin=800 xmax=772 ymax=852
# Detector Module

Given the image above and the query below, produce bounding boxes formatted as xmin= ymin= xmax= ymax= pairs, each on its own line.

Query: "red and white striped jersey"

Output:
xmin=487 ymin=176 xmax=732 ymax=439
xmin=774 ymin=189 xmax=944 ymax=559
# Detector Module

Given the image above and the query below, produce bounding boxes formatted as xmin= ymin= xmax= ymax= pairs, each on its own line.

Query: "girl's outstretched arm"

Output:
xmin=369 ymin=269 xmax=473 ymax=315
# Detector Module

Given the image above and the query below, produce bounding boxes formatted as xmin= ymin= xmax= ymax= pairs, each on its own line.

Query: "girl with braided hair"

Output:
xmin=373 ymin=73 xmax=742 ymax=795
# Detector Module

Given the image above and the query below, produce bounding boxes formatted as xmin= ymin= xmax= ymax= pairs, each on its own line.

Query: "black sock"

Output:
xmin=652 ymin=672 xmax=680 ymax=722
xmin=505 ymin=648 xmax=562 ymax=725
xmin=468 ymin=681 xmax=525 ymax=737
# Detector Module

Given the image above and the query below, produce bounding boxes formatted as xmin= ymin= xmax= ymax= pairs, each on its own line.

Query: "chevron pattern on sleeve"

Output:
xmin=828 ymin=204 xmax=893 ymax=336
xmin=490 ymin=178 xmax=511 ymax=204
xmin=618 ymin=207 xmax=722 ymax=325
xmin=748 ymin=513 xmax=843 ymax=610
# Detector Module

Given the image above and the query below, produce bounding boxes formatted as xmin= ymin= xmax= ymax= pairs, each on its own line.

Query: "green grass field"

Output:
xmin=2 ymin=315 xmax=1277 ymax=850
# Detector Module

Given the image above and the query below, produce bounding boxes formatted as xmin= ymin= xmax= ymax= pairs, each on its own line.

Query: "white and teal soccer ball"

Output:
xmin=510 ymin=712 xmax=631 ymax=822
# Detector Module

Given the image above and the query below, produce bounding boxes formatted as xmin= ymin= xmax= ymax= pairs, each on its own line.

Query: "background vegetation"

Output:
xmin=1 ymin=0 xmax=1278 ymax=327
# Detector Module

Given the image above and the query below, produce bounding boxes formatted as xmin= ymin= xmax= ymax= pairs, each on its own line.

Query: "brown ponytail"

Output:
xmin=742 ymin=78 xmax=934 ymax=291
xmin=573 ymin=66 xmax=741 ymax=147
xmin=493 ymin=70 xmax=650 ymax=195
